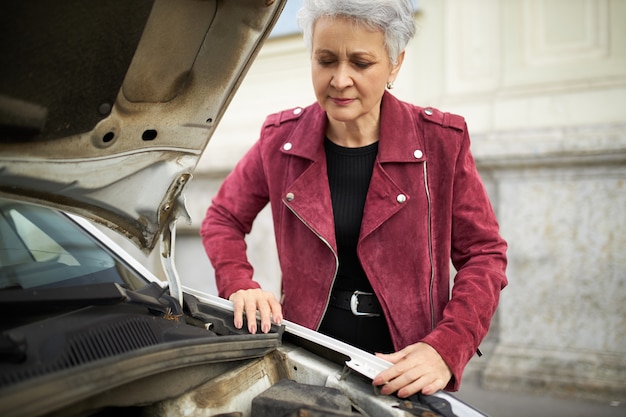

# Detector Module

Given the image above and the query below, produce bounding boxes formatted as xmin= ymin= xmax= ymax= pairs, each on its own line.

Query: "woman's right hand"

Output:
xmin=229 ymin=288 xmax=283 ymax=334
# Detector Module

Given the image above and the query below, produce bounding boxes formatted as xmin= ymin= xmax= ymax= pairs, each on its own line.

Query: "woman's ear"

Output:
xmin=389 ymin=50 xmax=406 ymax=84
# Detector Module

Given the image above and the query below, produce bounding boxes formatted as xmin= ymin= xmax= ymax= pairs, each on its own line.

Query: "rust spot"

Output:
xmin=163 ymin=308 xmax=182 ymax=321
xmin=265 ymin=0 xmax=275 ymax=6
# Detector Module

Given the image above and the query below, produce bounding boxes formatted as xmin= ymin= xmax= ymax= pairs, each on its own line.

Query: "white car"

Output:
xmin=0 ymin=2 xmax=486 ymax=416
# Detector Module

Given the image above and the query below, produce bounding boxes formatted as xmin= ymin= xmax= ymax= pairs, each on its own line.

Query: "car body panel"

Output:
xmin=0 ymin=199 xmax=283 ymax=417
xmin=0 ymin=0 xmax=287 ymax=251
xmin=0 ymin=196 xmax=487 ymax=417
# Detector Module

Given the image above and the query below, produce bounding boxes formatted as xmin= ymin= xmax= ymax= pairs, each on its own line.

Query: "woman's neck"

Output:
xmin=326 ymin=117 xmax=379 ymax=148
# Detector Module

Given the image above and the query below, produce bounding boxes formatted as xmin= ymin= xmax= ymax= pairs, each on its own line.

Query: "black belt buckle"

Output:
xmin=350 ymin=290 xmax=380 ymax=317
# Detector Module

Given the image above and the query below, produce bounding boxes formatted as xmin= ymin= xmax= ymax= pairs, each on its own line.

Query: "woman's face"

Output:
xmin=310 ymin=16 xmax=403 ymax=128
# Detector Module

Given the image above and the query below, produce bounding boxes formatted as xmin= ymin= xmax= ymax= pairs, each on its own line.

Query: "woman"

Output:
xmin=201 ymin=0 xmax=507 ymax=398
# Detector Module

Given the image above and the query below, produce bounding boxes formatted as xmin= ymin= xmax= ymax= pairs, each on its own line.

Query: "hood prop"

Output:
xmin=159 ymin=174 xmax=192 ymax=307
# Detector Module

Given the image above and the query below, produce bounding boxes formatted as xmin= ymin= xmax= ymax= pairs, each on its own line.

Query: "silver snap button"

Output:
xmin=396 ymin=194 xmax=407 ymax=204
xmin=283 ymin=142 xmax=293 ymax=151
xmin=425 ymin=108 xmax=433 ymax=116
xmin=293 ymin=108 xmax=302 ymax=115
xmin=413 ymin=149 xmax=423 ymax=159
xmin=286 ymin=192 xmax=295 ymax=201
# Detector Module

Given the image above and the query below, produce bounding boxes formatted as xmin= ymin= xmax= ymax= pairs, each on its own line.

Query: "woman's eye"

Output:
xmin=317 ymin=60 xmax=334 ymax=66
xmin=354 ymin=61 xmax=372 ymax=69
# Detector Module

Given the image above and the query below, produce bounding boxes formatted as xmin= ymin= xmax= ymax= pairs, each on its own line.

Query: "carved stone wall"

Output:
xmin=475 ymin=124 xmax=626 ymax=402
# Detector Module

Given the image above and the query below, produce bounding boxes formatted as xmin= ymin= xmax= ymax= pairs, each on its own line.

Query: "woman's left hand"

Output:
xmin=372 ymin=342 xmax=452 ymax=398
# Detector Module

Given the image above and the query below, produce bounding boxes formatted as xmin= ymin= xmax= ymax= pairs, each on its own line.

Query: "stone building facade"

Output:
xmin=175 ymin=0 xmax=626 ymax=402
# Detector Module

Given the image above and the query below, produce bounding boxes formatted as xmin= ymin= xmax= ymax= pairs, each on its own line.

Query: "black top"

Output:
xmin=321 ymin=137 xmax=394 ymax=354
xmin=324 ymin=137 xmax=378 ymax=291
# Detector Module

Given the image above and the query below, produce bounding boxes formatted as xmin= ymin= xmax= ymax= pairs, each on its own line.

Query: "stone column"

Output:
xmin=477 ymin=124 xmax=626 ymax=403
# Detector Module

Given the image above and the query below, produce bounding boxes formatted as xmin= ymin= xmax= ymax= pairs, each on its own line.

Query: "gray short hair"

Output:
xmin=296 ymin=0 xmax=416 ymax=65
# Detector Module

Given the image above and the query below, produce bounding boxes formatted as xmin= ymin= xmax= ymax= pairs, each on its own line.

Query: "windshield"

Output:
xmin=0 ymin=198 xmax=148 ymax=291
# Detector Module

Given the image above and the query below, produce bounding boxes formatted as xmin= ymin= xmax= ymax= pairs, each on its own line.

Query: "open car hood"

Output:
xmin=0 ymin=0 xmax=286 ymax=251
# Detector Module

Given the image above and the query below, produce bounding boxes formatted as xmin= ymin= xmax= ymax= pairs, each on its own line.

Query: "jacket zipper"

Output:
xmin=283 ymin=201 xmax=339 ymax=330
xmin=423 ymin=161 xmax=436 ymax=331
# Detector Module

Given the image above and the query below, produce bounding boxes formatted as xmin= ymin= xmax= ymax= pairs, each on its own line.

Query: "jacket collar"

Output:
xmin=378 ymin=91 xmax=426 ymax=164
xmin=281 ymin=91 xmax=426 ymax=164
xmin=280 ymin=102 xmax=327 ymax=161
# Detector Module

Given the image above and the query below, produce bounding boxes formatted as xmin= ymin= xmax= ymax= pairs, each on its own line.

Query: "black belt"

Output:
xmin=329 ymin=290 xmax=383 ymax=317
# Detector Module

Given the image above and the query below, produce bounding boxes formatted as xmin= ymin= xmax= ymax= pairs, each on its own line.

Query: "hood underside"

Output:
xmin=0 ymin=0 xmax=286 ymax=251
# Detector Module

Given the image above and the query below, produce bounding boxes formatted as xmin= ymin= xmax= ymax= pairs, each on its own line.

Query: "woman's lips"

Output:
xmin=331 ymin=97 xmax=355 ymax=106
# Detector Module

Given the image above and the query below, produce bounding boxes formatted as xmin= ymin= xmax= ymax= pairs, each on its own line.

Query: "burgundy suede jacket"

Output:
xmin=200 ymin=92 xmax=507 ymax=391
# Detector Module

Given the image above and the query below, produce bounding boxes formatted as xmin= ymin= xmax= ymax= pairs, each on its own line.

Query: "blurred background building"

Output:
xmin=174 ymin=0 xmax=625 ymax=405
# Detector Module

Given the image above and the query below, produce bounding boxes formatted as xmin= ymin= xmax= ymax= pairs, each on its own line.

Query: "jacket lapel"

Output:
xmin=284 ymin=160 xmax=336 ymax=252
xmin=281 ymin=104 xmax=337 ymax=252
xmin=359 ymin=162 xmax=407 ymax=239
xmin=360 ymin=92 xmax=426 ymax=240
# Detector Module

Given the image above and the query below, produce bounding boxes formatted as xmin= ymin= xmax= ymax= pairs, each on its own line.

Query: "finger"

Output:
xmin=381 ymin=364 xmax=428 ymax=396
xmin=257 ymin=301 xmax=272 ymax=333
xmin=245 ymin=301 xmax=258 ymax=334
xmin=385 ymin=363 xmax=447 ymax=397
xmin=229 ymin=293 xmax=244 ymax=329
xmin=419 ymin=378 xmax=447 ymax=396
xmin=396 ymin=377 xmax=428 ymax=398
xmin=374 ymin=352 xmax=399 ymax=365
xmin=372 ymin=361 xmax=406 ymax=388
xmin=376 ymin=346 xmax=411 ymax=364
xmin=260 ymin=293 xmax=284 ymax=332
xmin=269 ymin=298 xmax=283 ymax=324
xmin=378 ymin=372 xmax=410 ymax=396
xmin=372 ymin=348 xmax=413 ymax=386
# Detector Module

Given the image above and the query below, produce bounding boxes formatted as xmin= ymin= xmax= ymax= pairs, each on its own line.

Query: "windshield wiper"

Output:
xmin=0 ymin=282 xmax=174 ymax=315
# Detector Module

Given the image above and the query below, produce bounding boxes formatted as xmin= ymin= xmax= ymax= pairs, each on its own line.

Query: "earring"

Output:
xmin=386 ymin=82 xmax=394 ymax=90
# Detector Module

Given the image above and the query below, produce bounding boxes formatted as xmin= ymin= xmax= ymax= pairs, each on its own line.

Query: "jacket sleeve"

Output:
xmin=421 ymin=123 xmax=508 ymax=391
xmin=200 ymin=140 xmax=270 ymax=299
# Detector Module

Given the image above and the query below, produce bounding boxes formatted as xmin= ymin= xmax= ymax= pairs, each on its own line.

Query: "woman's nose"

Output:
xmin=330 ymin=63 xmax=354 ymax=90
